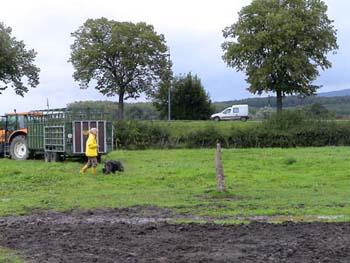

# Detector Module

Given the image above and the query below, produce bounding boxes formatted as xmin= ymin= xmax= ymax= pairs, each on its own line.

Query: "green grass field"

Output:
xmin=2 ymin=147 xmax=349 ymax=262
xmin=0 ymin=147 xmax=350 ymax=222
xmin=143 ymin=120 xmax=259 ymax=137
xmin=0 ymin=248 xmax=23 ymax=263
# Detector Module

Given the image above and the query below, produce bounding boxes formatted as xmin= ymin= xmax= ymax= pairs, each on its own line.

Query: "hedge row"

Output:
xmin=113 ymin=118 xmax=350 ymax=149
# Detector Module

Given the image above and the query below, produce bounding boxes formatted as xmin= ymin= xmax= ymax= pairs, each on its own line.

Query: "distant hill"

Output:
xmin=69 ymin=89 xmax=350 ymax=120
xmin=317 ymin=89 xmax=350 ymax=97
xmin=212 ymin=89 xmax=350 ymax=116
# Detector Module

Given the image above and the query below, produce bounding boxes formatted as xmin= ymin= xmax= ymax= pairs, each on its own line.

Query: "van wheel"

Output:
xmin=214 ymin=117 xmax=220 ymax=121
xmin=10 ymin=135 xmax=29 ymax=160
xmin=240 ymin=117 xmax=248 ymax=122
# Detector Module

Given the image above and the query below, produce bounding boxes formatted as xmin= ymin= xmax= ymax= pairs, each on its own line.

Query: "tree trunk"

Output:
xmin=215 ymin=143 xmax=225 ymax=192
xmin=117 ymin=93 xmax=124 ymax=120
xmin=276 ymin=90 xmax=283 ymax=114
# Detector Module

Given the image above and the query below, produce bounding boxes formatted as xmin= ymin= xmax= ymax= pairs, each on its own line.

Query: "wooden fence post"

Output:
xmin=215 ymin=143 xmax=225 ymax=192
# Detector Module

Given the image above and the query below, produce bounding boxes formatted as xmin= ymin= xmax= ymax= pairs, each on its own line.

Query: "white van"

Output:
xmin=211 ymin=104 xmax=249 ymax=121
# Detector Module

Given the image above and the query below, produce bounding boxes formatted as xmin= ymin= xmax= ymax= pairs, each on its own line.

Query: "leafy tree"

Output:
xmin=69 ymin=18 xmax=171 ymax=120
xmin=125 ymin=103 xmax=158 ymax=120
xmin=67 ymin=100 xmax=118 ymax=121
xmin=222 ymin=0 xmax=338 ymax=113
xmin=67 ymin=100 xmax=159 ymax=120
xmin=125 ymin=106 xmax=144 ymax=120
xmin=254 ymin=106 xmax=275 ymax=120
xmin=302 ymin=102 xmax=332 ymax=118
xmin=154 ymin=73 xmax=213 ymax=120
xmin=152 ymin=81 xmax=170 ymax=119
xmin=0 ymin=22 xmax=40 ymax=96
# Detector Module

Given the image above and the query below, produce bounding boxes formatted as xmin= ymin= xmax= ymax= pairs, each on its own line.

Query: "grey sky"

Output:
xmin=0 ymin=0 xmax=348 ymax=113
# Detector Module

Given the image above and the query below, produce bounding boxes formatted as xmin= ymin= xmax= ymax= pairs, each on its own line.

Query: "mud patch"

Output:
xmin=0 ymin=208 xmax=350 ymax=262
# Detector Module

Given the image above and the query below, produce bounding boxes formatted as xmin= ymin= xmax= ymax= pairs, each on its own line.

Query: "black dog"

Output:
xmin=102 ymin=160 xmax=124 ymax=174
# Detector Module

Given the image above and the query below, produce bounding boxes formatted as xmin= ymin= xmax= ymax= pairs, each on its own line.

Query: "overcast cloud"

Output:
xmin=0 ymin=0 xmax=348 ymax=113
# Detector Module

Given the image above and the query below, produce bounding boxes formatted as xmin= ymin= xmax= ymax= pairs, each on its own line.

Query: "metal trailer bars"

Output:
xmin=27 ymin=108 xmax=111 ymax=122
xmin=25 ymin=108 xmax=114 ymax=161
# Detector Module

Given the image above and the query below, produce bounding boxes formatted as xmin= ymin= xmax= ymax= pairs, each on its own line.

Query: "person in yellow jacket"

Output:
xmin=80 ymin=128 xmax=99 ymax=175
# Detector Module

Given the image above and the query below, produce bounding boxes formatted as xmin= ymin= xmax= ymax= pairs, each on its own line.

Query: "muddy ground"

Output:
xmin=0 ymin=207 xmax=350 ymax=263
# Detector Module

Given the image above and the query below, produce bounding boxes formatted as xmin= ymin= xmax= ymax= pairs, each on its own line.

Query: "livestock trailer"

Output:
xmin=0 ymin=108 xmax=114 ymax=161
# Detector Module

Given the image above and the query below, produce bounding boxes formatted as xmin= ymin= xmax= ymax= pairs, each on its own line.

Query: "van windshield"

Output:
xmin=223 ymin=109 xmax=231 ymax=114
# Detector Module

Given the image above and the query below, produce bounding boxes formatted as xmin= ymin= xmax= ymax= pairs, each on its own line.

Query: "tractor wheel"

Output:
xmin=10 ymin=135 xmax=29 ymax=160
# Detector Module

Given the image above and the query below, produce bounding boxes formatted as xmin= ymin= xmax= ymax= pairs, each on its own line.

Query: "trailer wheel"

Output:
xmin=51 ymin=152 xmax=59 ymax=162
xmin=44 ymin=152 xmax=51 ymax=162
xmin=45 ymin=152 xmax=60 ymax=162
xmin=10 ymin=135 xmax=29 ymax=160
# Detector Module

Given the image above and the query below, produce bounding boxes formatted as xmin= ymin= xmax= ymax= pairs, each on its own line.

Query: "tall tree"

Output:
xmin=152 ymin=81 xmax=171 ymax=119
xmin=69 ymin=18 xmax=171 ymax=119
xmin=153 ymin=73 xmax=213 ymax=120
xmin=0 ymin=22 xmax=40 ymax=96
xmin=222 ymin=0 xmax=338 ymax=113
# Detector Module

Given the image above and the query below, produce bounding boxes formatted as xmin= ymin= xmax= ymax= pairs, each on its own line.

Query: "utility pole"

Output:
xmin=168 ymin=81 xmax=171 ymax=121
xmin=167 ymin=48 xmax=171 ymax=121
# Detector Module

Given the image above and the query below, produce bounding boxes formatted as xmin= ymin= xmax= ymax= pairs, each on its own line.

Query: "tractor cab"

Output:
xmin=3 ymin=111 xmax=29 ymax=142
xmin=5 ymin=112 xmax=27 ymax=132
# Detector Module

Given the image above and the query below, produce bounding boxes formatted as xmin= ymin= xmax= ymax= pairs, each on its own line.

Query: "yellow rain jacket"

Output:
xmin=85 ymin=133 xmax=98 ymax=157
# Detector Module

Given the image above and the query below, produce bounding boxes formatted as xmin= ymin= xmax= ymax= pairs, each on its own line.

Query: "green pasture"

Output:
xmin=0 ymin=147 xmax=350 ymax=221
xmin=142 ymin=120 xmax=259 ymax=137
xmin=0 ymin=248 xmax=23 ymax=263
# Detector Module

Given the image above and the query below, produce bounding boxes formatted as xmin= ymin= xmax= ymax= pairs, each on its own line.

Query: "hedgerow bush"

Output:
xmin=113 ymin=114 xmax=350 ymax=149
xmin=184 ymin=126 xmax=228 ymax=148
xmin=115 ymin=121 xmax=172 ymax=149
